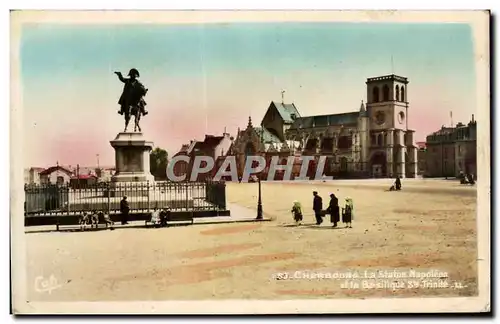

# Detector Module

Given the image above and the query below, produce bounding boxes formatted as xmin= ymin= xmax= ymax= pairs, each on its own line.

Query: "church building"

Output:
xmin=228 ymin=74 xmax=419 ymax=179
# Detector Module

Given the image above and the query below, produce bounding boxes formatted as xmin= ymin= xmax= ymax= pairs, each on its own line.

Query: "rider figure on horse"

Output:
xmin=115 ymin=68 xmax=148 ymax=116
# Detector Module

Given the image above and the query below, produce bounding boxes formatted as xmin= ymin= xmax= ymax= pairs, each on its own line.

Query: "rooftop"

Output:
xmin=270 ymin=101 xmax=301 ymax=124
xmin=192 ymin=135 xmax=225 ymax=153
xmin=289 ymin=112 xmax=359 ymax=130
xmin=39 ymin=166 xmax=73 ymax=176
xmin=366 ymin=74 xmax=409 ymax=84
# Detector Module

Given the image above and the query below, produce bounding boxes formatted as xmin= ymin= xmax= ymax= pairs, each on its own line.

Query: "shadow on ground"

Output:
xmin=278 ymin=223 xmax=349 ymax=230
xmin=25 ymin=218 xmax=273 ymax=235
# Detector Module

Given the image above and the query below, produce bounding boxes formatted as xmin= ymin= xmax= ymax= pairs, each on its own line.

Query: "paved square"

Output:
xmin=26 ymin=179 xmax=477 ymax=301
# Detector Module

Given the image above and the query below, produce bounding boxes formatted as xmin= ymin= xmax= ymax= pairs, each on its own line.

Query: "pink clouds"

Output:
xmin=45 ymin=130 xmax=109 ymax=167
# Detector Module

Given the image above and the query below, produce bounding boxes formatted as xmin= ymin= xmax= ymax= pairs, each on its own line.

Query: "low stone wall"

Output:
xmin=25 ymin=209 xmax=231 ymax=227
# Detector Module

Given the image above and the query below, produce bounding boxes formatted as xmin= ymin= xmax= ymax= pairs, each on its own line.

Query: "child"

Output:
xmin=160 ymin=207 xmax=171 ymax=227
xmin=150 ymin=207 xmax=161 ymax=227
xmin=342 ymin=197 xmax=354 ymax=228
xmin=291 ymin=201 xmax=303 ymax=225
xmin=100 ymin=211 xmax=115 ymax=230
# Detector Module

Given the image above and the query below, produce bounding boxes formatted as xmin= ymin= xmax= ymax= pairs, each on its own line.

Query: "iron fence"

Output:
xmin=205 ymin=180 xmax=226 ymax=210
xmin=24 ymin=180 xmax=227 ymax=216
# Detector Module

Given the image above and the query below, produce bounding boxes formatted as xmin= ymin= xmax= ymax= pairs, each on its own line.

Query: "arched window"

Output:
xmin=395 ymin=85 xmax=400 ymax=101
xmin=320 ymin=138 xmax=334 ymax=152
xmin=305 ymin=139 xmax=318 ymax=152
xmin=401 ymin=86 xmax=405 ymax=102
xmin=383 ymin=84 xmax=390 ymax=101
xmin=337 ymin=136 xmax=352 ymax=150
xmin=372 ymin=87 xmax=380 ymax=103
xmin=377 ymin=134 xmax=382 ymax=146
xmin=371 ymin=134 xmax=376 ymax=145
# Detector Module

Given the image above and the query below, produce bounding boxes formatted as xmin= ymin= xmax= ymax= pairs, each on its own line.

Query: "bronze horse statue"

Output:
xmin=115 ymin=69 xmax=148 ymax=133
xmin=124 ymin=92 xmax=147 ymax=132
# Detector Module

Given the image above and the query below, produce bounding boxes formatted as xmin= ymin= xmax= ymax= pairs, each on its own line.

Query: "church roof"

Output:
xmin=271 ymin=101 xmax=301 ymax=124
xmin=289 ymin=111 xmax=359 ymax=130
xmin=254 ymin=126 xmax=281 ymax=143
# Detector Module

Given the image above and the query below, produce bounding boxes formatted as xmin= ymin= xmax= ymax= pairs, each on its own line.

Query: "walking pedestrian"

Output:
xmin=312 ymin=191 xmax=323 ymax=225
xmin=342 ymin=197 xmax=354 ymax=228
xmin=327 ymin=193 xmax=340 ymax=227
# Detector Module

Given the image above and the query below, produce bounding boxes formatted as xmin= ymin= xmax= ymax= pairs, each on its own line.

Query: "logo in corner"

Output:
xmin=34 ymin=275 xmax=62 ymax=294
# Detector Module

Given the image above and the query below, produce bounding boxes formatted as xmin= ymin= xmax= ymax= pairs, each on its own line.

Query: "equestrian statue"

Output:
xmin=114 ymin=68 xmax=148 ymax=132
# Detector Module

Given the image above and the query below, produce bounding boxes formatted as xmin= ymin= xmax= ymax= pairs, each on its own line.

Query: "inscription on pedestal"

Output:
xmin=110 ymin=132 xmax=154 ymax=183
xmin=122 ymin=148 xmax=143 ymax=172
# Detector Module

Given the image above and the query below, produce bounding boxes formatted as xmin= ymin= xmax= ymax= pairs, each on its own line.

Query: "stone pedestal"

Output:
xmin=110 ymin=132 xmax=154 ymax=183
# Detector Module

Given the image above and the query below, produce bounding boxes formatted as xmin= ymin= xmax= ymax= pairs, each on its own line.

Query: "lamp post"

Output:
xmin=256 ymin=175 xmax=263 ymax=220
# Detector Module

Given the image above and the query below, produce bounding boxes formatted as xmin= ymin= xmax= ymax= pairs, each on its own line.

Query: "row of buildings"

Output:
xmin=27 ymin=73 xmax=475 ymax=184
xmin=173 ymin=74 xmax=421 ymax=180
xmin=24 ymin=165 xmax=116 ymax=186
xmin=417 ymin=116 xmax=477 ymax=178
xmin=172 ymin=73 xmax=477 ymax=180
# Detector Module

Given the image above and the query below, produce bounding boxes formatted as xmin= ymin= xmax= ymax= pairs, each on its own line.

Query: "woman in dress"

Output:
xmin=291 ymin=200 xmax=303 ymax=225
xmin=327 ymin=193 xmax=340 ymax=228
xmin=342 ymin=197 xmax=354 ymax=228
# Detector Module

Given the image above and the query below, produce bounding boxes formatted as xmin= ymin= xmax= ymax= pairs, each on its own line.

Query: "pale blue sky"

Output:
xmin=21 ymin=22 xmax=476 ymax=167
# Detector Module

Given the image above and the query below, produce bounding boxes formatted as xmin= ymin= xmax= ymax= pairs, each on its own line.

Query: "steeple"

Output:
xmin=359 ymin=100 xmax=367 ymax=117
xmin=247 ymin=116 xmax=253 ymax=129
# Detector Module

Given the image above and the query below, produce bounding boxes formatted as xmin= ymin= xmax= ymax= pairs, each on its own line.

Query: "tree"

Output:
xmin=150 ymin=147 xmax=168 ymax=180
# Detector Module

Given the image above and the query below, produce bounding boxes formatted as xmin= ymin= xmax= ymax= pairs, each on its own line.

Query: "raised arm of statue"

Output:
xmin=114 ymin=71 xmax=127 ymax=83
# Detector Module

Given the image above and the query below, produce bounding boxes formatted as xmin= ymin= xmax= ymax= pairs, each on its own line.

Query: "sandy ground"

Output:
xmin=24 ymin=179 xmax=477 ymax=301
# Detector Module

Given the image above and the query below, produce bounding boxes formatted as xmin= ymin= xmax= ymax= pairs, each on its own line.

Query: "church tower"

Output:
xmin=365 ymin=74 xmax=410 ymax=178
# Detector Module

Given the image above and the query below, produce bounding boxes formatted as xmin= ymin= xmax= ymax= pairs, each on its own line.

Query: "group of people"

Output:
xmin=291 ymin=191 xmax=354 ymax=228
xmin=149 ymin=207 xmax=172 ymax=228
xmin=119 ymin=196 xmax=172 ymax=227
xmin=389 ymin=176 xmax=402 ymax=191
xmin=458 ymin=171 xmax=476 ymax=185
xmin=78 ymin=210 xmax=114 ymax=231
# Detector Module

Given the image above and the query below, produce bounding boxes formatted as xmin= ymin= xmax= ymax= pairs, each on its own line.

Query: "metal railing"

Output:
xmin=24 ymin=180 xmax=227 ymax=216
xmin=205 ymin=180 xmax=226 ymax=210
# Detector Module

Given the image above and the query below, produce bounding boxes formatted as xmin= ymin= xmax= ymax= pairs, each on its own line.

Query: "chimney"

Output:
xmin=472 ymin=114 xmax=475 ymax=122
